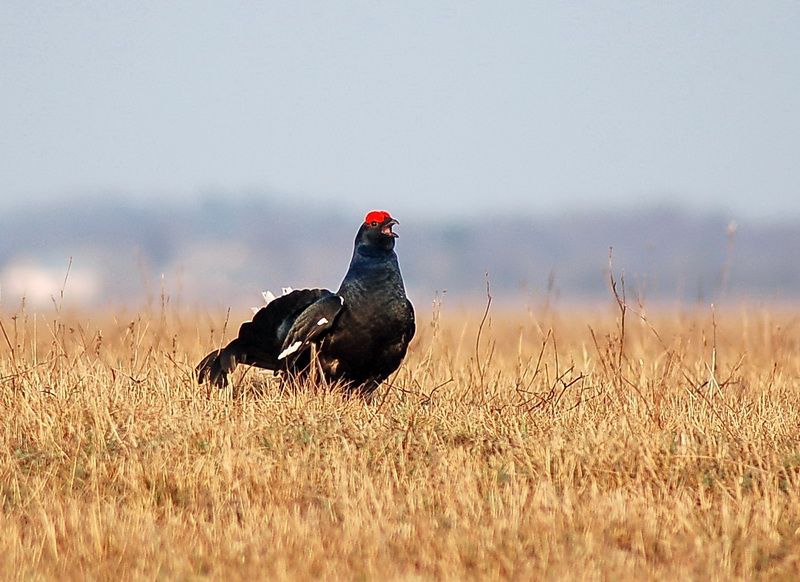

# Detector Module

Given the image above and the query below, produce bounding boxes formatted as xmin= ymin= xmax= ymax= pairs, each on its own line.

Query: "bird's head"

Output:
xmin=355 ymin=210 xmax=399 ymax=255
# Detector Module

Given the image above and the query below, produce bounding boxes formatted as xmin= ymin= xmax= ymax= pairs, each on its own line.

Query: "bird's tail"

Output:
xmin=196 ymin=288 xmax=333 ymax=389
xmin=196 ymin=341 xmax=241 ymax=388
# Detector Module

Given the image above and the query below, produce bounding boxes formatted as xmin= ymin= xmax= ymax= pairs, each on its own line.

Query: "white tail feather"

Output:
xmin=262 ymin=290 xmax=277 ymax=304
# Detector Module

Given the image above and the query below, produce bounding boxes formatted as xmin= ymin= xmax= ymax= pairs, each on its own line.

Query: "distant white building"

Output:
xmin=0 ymin=260 xmax=99 ymax=308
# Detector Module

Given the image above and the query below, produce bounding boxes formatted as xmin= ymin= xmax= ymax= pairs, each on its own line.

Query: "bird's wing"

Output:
xmin=278 ymin=294 xmax=345 ymax=361
xmin=196 ymin=288 xmax=333 ymax=387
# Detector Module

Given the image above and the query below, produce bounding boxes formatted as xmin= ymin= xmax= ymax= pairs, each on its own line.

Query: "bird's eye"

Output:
xmin=371 ymin=221 xmax=379 ymax=227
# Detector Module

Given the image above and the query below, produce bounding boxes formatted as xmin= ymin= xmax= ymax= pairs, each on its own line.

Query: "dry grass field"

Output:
xmin=2 ymin=293 xmax=800 ymax=581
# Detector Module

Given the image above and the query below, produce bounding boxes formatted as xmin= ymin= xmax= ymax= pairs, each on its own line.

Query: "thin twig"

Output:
xmin=475 ymin=272 xmax=493 ymax=388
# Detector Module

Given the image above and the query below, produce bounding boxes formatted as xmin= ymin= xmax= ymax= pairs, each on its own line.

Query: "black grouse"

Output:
xmin=196 ymin=210 xmax=415 ymax=397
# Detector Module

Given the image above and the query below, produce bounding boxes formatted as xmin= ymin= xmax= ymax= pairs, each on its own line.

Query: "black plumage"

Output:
xmin=196 ymin=211 xmax=415 ymax=397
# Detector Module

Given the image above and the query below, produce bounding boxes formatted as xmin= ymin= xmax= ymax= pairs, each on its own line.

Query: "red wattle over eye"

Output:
xmin=364 ymin=210 xmax=391 ymax=224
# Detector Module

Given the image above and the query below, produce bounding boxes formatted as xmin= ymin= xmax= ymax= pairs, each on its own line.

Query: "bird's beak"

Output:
xmin=382 ymin=218 xmax=399 ymax=238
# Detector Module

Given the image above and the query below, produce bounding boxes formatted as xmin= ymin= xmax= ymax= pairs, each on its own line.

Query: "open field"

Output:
xmin=2 ymin=297 xmax=800 ymax=581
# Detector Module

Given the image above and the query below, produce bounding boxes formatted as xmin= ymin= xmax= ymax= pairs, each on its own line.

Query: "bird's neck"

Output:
xmin=340 ymin=247 xmax=403 ymax=291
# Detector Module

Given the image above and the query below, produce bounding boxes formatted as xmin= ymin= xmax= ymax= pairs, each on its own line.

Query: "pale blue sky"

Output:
xmin=2 ymin=1 xmax=799 ymax=220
